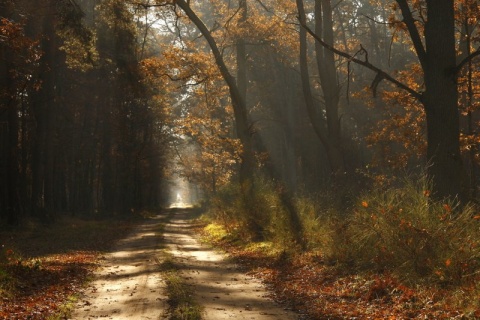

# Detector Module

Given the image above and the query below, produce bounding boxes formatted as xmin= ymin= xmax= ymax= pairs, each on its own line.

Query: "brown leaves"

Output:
xmin=203 ymin=232 xmax=469 ymax=319
xmin=0 ymin=217 xmax=135 ymax=319
xmin=0 ymin=252 xmax=95 ymax=319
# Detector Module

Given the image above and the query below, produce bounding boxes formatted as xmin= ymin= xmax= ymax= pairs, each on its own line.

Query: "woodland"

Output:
xmin=2 ymin=0 xmax=480 ymax=319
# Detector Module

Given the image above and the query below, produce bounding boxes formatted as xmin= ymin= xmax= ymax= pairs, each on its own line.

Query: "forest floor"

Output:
xmin=71 ymin=208 xmax=297 ymax=319
xmin=1 ymin=208 xmax=476 ymax=319
xmin=0 ymin=209 xmax=298 ymax=319
xmin=0 ymin=214 xmax=136 ymax=319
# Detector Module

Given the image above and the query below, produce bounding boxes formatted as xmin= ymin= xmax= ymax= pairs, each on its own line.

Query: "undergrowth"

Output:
xmin=205 ymin=174 xmax=480 ymax=287
xmin=208 ymin=178 xmax=302 ymax=253
xmin=336 ymin=176 xmax=480 ymax=286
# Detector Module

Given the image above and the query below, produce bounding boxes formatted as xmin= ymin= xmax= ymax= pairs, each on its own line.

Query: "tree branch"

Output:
xmin=299 ymin=20 xmax=423 ymax=102
xmin=455 ymin=47 xmax=480 ymax=75
xmin=395 ymin=0 xmax=427 ymax=70
xmin=254 ymin=0 xmax=271 ymax=13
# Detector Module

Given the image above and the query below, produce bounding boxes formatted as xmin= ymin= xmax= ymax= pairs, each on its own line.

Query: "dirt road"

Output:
xmin=71 ymin=214 xmax=168 ymax=319
xmin=71 ymin=209 xmax=299 ymax=319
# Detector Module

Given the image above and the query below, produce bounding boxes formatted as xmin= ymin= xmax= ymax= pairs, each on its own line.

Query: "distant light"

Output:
xmin=168 ymin=190 xmax=193 ymax=209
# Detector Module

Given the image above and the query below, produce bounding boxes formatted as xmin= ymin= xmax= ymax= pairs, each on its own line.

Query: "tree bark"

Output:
xmin=296 ymin=0 xmax=345 ymax=176
xmin=314 ymin=0 xmax=345 ymax=175
xmin=423 ymin=0 xmax=467 ymax=201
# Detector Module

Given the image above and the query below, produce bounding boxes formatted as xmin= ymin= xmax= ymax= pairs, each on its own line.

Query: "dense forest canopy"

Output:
xmin=1 ymin=0 xmax=480 ymax=225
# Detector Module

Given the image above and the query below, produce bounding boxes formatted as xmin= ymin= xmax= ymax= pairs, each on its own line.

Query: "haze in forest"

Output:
xmin=2 ymin=1 xmax=480 ymax=318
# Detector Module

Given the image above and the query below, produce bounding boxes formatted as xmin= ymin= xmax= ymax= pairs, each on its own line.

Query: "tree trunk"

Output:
xmin=296 ymin=0 xmax=345 ymax=176
xmin=30 ymin=8 xmax=57 ymax=222
xmin=315 ymin=0 xmax=345 ymax=175
xmin=423 ymin=0 xmax=467 ymax=201
xmin=0 ymin=2 xmax=21 ymax=224
xmin=175 ymin=0 xmax=255 ymax=189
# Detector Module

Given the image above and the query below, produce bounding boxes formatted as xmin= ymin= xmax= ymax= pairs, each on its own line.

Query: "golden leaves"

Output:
xmin=445 ymin=259 xmax=452 ymax=267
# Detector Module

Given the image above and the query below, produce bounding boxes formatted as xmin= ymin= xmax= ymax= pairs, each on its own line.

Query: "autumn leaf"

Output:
xmin=445 ymin=259 xmax=451 ymax=267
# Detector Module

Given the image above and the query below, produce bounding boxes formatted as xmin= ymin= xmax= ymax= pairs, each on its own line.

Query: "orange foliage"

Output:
xmin=0 ymin=18 xmax=41 ymax=100
xmin=362 ymin=0 xmax=480 ymax=172
xmin=204 ymin=235 xmax=466 ymax=319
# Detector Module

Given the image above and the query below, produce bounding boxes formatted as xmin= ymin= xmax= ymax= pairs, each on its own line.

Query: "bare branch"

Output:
xmin=455 ymin=47 xmax=480 ymax=75
xmin=298 ymin=19 xmax=423 ymax=102
xmin=395 ymin=0 xmax=427 ymax=69
xmin=129 ymin=1 xmax=174 ymax=9
xmin=362 ymin=14 xmax=395 ymax=26
xmin=254 ymin=0 xmax=271 ymax=13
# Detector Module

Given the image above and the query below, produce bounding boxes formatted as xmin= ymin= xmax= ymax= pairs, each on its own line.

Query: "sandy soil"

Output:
xmin=71 ymin=214 xmax=168 ymax=320
xmin=71 ymin=209 xmax=299 ymax=320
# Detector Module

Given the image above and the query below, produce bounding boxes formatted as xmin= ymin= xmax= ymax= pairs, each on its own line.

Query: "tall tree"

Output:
xmin=29 ymin=0 xmax=58 ymax=221
xmin=421 ymin=0 xmax=465 ymax=201
xmin=314 ymin=0 xmax=344 ymax=175
xmin=0 ymin=1 xmax=26 ymax=224
xmin=296 ymin=0 xmax=345 ymax=179
xmin=145 ymin=1 xmax=257 ymax=192
xmin=301 ymin=0 xmax=479 ymax=201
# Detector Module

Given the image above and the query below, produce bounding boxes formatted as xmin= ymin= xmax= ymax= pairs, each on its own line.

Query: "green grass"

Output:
xmin=0 ymin=266 xmax=15 ymax=298
xmin=164 ymin=271 xmax=203 ymax=320
xmin=201 ymin=222 xmax=284 ymax=258
xmin=157 ymin=249 xmax=203 ymax=319
xmin=204 ymin=174 xmax=480 ymax=286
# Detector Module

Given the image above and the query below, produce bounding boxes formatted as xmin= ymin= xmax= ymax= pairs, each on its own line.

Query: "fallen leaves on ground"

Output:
xmin=0 ymin=216 xmax=137 ymax=319
xmin=0 ymin=252 xmax=96 ymax=319
xmin=201 ymin=231 xmax=480 ymax=319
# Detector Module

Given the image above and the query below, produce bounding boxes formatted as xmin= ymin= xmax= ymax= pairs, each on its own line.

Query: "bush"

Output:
xmin=208 ymin=183 xmax=246 ymax=233
xmin=294 ymin=195 xmax=337 ymax=252
xmin=205 ymin=173 xmax=480 ymax=285
xmin=206 ymin=178 xmax=301 ymax=251
xmin=331 ymin=175 xmax=480 ymax=284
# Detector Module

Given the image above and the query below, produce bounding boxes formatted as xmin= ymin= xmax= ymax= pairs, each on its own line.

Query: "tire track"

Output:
xmin=163 ymin=209 xmax=299 ymax=320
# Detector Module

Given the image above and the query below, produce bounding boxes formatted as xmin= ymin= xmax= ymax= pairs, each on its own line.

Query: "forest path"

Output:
xmin=163 ymin=209 xmax=299 ymax=320
xmin=71 ymin=209 xmax=299 ymax=319
xmin=71 ymin=214 xmax=168 ymax=319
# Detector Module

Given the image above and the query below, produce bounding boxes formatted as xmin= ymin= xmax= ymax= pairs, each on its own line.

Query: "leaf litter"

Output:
xmin=0 ymin=217 xmax=135 ymax=319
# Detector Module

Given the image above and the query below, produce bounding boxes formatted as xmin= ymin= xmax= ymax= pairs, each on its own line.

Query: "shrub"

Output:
xmin=206 ymin=178 xmax=301 ymax=251
xmin=294 ymin=195 xmax=337 ymax=252
xmin=331 ymin=175 xmax=480 ymax=284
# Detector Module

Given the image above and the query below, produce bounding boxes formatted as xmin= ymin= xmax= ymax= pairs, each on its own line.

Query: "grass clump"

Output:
xmin=157 ymin=252 xmax=179 ymax=272
xmin=331 ymin=176 xmax=480 ymax=284
xmin=158 ymin=251 xmax=203 ymax=320
xmin=206 ymin=178 xmax=304 ymax=253
xmin=206 ymin=174 xmax=480 ymax=286
xmin=164 ymin=272 xmax=203 ymax=320
xmin=0 ymin=266 xmax=15 ymax=298
xmin=47 ymin=295 xmax=79 ymax=320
